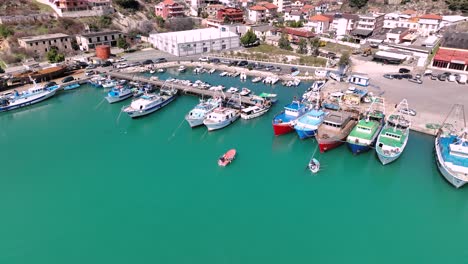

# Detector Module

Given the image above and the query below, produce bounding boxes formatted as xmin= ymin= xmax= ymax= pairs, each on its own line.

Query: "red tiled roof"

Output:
xmin=309 ymin=14 xmax=331 ymax=22
xmin=249 ymin=5 xmax=267 ymax=11
xmin=420 ymin=14 xmax=442 ymax=20
xmin=302 ymin=4 xmax=314 ymax=10
xmin=162 ymin=0 xmax=175 ymax=5
xmin=283 ymin=27 xmax=315 ymax=38
xmin=434 ymin=48 xmax=468 ymax=64
xmin=402 ymin=9 xmax=416 ymax=15
xmin=258 ymin=2 xmax=278 ymax=9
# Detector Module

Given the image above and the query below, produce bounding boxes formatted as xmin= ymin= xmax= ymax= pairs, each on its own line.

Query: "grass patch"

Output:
xmin=31 ymin=0 xmax=54 ymax=13
xmin=321 ymin=42 xmax=355 ymax=54
xmin=0 ymin=60 xmax=6 ymax=69
xmin=297 ymin=56 xmax=327 ymax=67
xmin=248 ymin=44 xmax=297 ymax=56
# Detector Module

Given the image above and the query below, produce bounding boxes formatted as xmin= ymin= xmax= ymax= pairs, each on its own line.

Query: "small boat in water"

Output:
xmin=435 ymin=104 xmax=468 ymax=188
xmin=63 ymin=83 xmax=80 ymax=90
xmin=185 ymin=97 xmax=222 ymax=128
xmin=252 ymin=77 xmax=262 ymax=83
xmin=272 ymin=100 xmax=308 ymax=136
xmin=102 ymin=79 xmax=117 ymax=89
xmin=239 ymin=88 xmax=251 ymax=96
xmin=309 ymin=158 xmax=320 ymax=173
xmin=227 ymin=87 xmax=239 ymax=93
xmin=105 ymin=86 xmax=134 ymax=103
xmin=157 ymin=68 xmax=166 ymax=73
xmin=123 ymin=89 xmax=177 ymax=118
xmin=220 ymin=71 xmax=228 ymax=77
xmin=209 ymin=68 xmax=216 ymax=74
xmin=209 ymin=85 xmax=225 ymax=91
xmin=0 ymin=82 xmax=59 ymax=112
xmin=203 ymin=107 xmax=240 ymax=131
xmin=240 ymin=72 xmax=247 ymax=81
xmin=258 ymin=92 xmax=278 ymax=104
xmin=218 ymin=149 xmax=236 ymax=167
xmin=177 ymin=65 xmax=186 ymax=72
xmin=375 ymin=99 xmax=411 ymax=165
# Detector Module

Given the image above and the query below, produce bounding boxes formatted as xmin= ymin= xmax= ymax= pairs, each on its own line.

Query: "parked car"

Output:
xmin=423 ymin=70 xmax=433 ymax=76
xmin=399 ymin=68 xmax=410 ymax=73
xmin=383 ymin=74 xmax=394 ymax=79
xmin=408 ymin=78 xmax=423 ymax=84
xmin=448 ymin=74 xmax=457 ymax=82
xmin=154 ymin=58 xmax=167 ymax=63
xmin=199 ymin=56 xmax=210 ymax=62
xmin=210 ymin=58 xmax=220 ymax=63
xmin=291 ymin=67 xmax=299 ymax=72
xmin=430 ymin=74 xmax=438 ymax=80
xmin=438 ymin=74 xmax=447 ymax=81
xmin=142 ymin=59 xmax=153 ymax=65
xmin=129 ymin=62 xmax=141 ymax=67
xmin=229 ymin=60 xmax=238 ymax=66
xmin=400 ymin=74 xmax=412 ymax=79
xmin=399 ymin=108 xmax=417 ymax=116
xmin=220 ymin=59 xmax=231 ymax=65
xmin=117 ymin=63 xmax=128 ymax=69
xmin=392 ymin=74 xmax=403 ymax=79
xmin=85 ymin=70 xmax=95 ymax=76
xmin=44 ymin=81 xmax=57 ymax=88
xmin=86 ymin=64 xmax=97 ymax=70
xmin=254 ymin=63 xmax=265 ymax=70
xmin=272 ymin=66 xmax=282 ymax=72
xmin=415 ymin=73 xmax=421 ymax=79
xmin=237 ymin=60 xmax=249 ymax=67
xmin=116 ymin=58 xmax=126 ymax=62
xmin=61 ymin=76 xmax=75 ymax=83
xmin=265 ymin=65 xmax=275 ymax=71
xmin=76 ymin=61 xmax=89 ymax=69
xmin=102 ymin=61 xmax=113 ymax=67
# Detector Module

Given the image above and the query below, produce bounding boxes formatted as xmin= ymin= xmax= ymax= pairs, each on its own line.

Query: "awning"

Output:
xmin=351 ymin=29 xmax=373 ymax=37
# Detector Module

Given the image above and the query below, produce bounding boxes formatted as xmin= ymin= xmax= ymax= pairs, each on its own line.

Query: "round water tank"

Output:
xmin=96 ymin=45 xmax=111 ymax=60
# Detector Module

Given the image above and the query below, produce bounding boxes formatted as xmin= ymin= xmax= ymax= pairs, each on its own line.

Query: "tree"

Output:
xmin=117 ymin=37 xmax=130 ymax=50
xmin=297 ymin=39 xmax=308 ymax=54
xmin=349 ymin=0 xmax=368 ymax=8
xmin=338 ymin=51 xmax=351 ymax=66
xmin=223 ymin=16 xmax=231 ymax=24
xmin=240 ymin=29 xmax=258 ymax=47
xmin=0 ymin=25 xmax=13 ymax=38
xmin=288 ymin=21 xmax=303 ymax=28
xmin=201 ymin=12 xmax=208 ymax=19
xmin=46 ymin=47 xmax=65 ymax=63
xmin=114 ymin=0 xmax=139 ymax=10
xmin=279 ymin=34 xmax=292 ymax=51
xmin=309 ymin=37 xmax=320 ymax=56
xmin=155 ymin=16 xmax=165 ymax=28
xmin=70 ymin=39 xmax=80 ymax=51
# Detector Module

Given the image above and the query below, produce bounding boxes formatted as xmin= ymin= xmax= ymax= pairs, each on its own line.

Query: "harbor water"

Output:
xmin=0 ymin=69 xmax=467 ymax=263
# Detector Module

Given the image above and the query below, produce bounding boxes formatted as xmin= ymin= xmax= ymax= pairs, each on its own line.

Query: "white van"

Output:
xmin=458 ymin=74 xmax=467 ymax=84
xmin=448 ymin=74 xmax=456 ymax=82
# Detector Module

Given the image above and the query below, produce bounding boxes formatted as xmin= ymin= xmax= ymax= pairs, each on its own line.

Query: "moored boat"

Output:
xmin=218 ymin=149 xmax=236 ymax=167
xmin=63 ymin=83 xmax=80 ymax=90
xmin=185 ymin=97 xmax=222 ymax=128
xmin=272 ymin=100 xmax=308 ymax=136
xmin=102 ymin=79 xmax=117 ymax=89
xmin=309 ymin=158 xmax=320 ymax=173
xmin=0 ymin=83 xmax=59 ymax=112
xmin=316 ymin=110 xmax=358 ymax=152
xmin=375 ymin=99 xmax=411 ymax=165
xmin=252 ymin=77 xmax=262 ymax=83
xmin=239 ymin=88 xmax=251 ymax=96
xmin=240 ymin=72 xmax=247 ymax=81
xmin=227 ymin=87 xmax=239 ymax=93
xmin=105 ymin=86 xmax=134 ymax=103
xmin=294 ymin=108 xmax=327 ymax=139
xmin=123 ymin=89 xmax=177 ymax=118
xmin=203 ymin=107 xmax=240 ymax=131
xmin=259 ymin=92 xmax=278 ymax=103
xmin=177 ymin=65 xmax=186 ymax=72
xmin=241 ymin=96 xmax=271 ymax=120
xmin=346 ymin=98 xmax=385 ymax=154
xmin=435 ymin=104 xmax=468 ymax=188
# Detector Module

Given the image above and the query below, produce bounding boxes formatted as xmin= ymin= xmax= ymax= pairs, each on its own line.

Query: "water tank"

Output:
xmin=95 ymin=45 xmax=111 ymax=60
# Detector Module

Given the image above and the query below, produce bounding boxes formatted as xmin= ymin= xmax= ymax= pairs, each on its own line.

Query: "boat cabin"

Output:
xmin=322 ymin=112 xmax=351 ymax=128
xmin=348 ymin=74 xmax=370 ymax=87
xmin=449 ymin=140 xmax=468 ymax=158
xmin=382 ymin=131 xmax=402 ymax=141
xmin=284 ymin=102 xmax=306 ymax=117
xmin=207 ymin=108 xmax=237 ymax=121
xmin=241 ymin=106 xmax=260 ymax=115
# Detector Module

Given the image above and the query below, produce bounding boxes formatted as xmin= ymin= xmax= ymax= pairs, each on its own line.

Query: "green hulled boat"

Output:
xmin=347 ymin=98 xmax=385 ymax=154
xmin=376 ymin=99 xmax=411 ymax=165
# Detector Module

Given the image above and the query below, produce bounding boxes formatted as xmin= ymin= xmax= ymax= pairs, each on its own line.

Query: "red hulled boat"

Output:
xmin=272 ymin=100 xmax=308 ymax=136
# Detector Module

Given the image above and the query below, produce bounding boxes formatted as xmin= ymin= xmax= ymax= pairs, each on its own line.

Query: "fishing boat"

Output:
xmin=227 ymin=87 xmax=239 ymax=93
xmin=240 ymin=97 xmax=271 ymax=120
xmin=346 ymin=98 xmax=386 ymax=154
xmin=309 ymin=158 xmax=320 ymax=173
xmin=218 ymin=149 xmax=236 ymax=167
xmin=102 ymin=79 xmax=117 ymax=89
xmin=239 ymin=88 xmax=251 ymax=96
xmin=435 ymin=104 xmax=468 ymax=188
xmin=293 ymin=108 xmax=327 ymax=139
xmin=272 ymin=99 xmax=308 ymax=136
xmin=375 ymin=99 xmax=411 ymax=165
xmin=252 ymin=77 xmax=262 ymax=83
xmin=240 ymin=72 xmax=247 ymax=81
xmin=258 ymin=92 xmax=278 ymax=104
xmin=123 ymin=89 xmax=177 ymax=118
xmin=209 ymin=68 xmax=216 ymax=74
xmin=316 ymin=110 xmax=358 ymax=152
xmin=105 ymin=86 xmax=134 ymax=103
xmin=0 ymin=81 xmax=59 ymax=112
xmin=185 ymin=97 xmax=222 ymax=128
xmin=177 ymin=65 xmax=186 ymax=72
xmin=203 ymin=107 xmax=240 ymax=131
xmin=63 ymin=83 xmax=80 ymax=90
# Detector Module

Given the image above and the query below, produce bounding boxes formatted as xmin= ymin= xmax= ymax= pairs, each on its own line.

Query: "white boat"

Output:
xmin=263 ymin=76 xmax=272 ymax=84
xmin=271 ymin=76 xmax=280 ymax=84
xmin=309 ymin=158 xmax=320 ymax=173
xmin=203 ymin=107 xmax=240 ymax=131
xmin=311 ymin=80 xmax=327 ymax=92
xmin=102 ymin=80 xmax=116 ymax=88
xmin=239 ymin=88 xmax=251 ymax=96
xmin=105 ymin=86 xmax=133 ymax=103
xmin=149 ymin=69 xmax=156 ymax=74
xmin=292 ymin=78 xmax=301 ymax=86
xmin=194 ymin=66 xmax=204 ymax=74
xmin=208 ymin=68 xmax=216 ymax=74
xmin=177 ymin=65 xmax=186 ymax=72
xmin=123 ymin=89 xmax=177 ymax=118
xmin=150 ymin=76 xmax=159 ymax=81
xmin=240 ymin=97 xmax=271 ymax=120
xmin=185 ymin=98 xmax=222 ymax=128
xmin=227 ymin=87 xmax=239 ymax=93
xmin=219 ymin=71 xmax=228 ymax=77
xmin=252 ymin=77 xmax=262 ymax=83
xmin=157 ymin=68 xmax=166 ymax=73
xmin=209 ymin=85 xmax=225 ymax=91
xmin=435 ymin=104 xmax=468 ymax=188
xmin=0 ymin=83 xmax=59 ymax=112
xmin=240 ymin=72 xmax=247 ymax=81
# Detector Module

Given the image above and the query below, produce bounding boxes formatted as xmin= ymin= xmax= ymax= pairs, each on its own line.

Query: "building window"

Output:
xmin=65 ymin=45 xmax=68 ymax=49
xmin=203 ymin=47 xmax=208 ymax=52
xmin=29 ymin=43 xmax=33 ymax=46
xmin=43 ymin=41 xmax=45 ymax=44
xmin=97 ymin=37 xmax=100 ymax=42
xmin=88 ymin=38 xmax=92 ymax=43
xmin=221 ymin=44 xmax=226 ymax=49
xmin=36 ymin=42 xmax=38 ymax=46
xmin=112 ymin=35 xmax=115 ymax=40
xmin=432 ymin=60 xmax=448 ymax=68
xmin=449 ymin=63 xmax=465 ymax=71
xmin=105 ymin=36 xmax=108 ymax=41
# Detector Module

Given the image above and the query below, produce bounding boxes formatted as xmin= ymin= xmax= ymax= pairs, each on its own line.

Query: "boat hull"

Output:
xmin=126 ymin=95 xmax=176 ymax=118
xmin=376 ymin=150 xmax=401 ymax=165
xmin=347 ymin=142 xmax=372 ymax=154
xmin=317 ymin=138 xmax=344 ymax=152
xmin=105 ymin=92 xmax=133 ymax=104
xmin=273 ymin=122 xmax=294 ymax=136
xmin=204 ymin=115 xmax=239 ymax=131
xmin=295 ymin=128 xmax=317 ymax=139
xmin=185 ymin=117 xmax=205 ymax=128
xmin=0 ymin=89 xmax=57 ymax=112
xmin=241 ymin=109 xmax=269 ymax=120
xmin=434 ymin=137 xmax=468 ymax=188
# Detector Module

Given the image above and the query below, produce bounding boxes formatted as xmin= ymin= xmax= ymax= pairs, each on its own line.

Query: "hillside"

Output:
xmin=343 ymin=0 xmax=467 ymax=15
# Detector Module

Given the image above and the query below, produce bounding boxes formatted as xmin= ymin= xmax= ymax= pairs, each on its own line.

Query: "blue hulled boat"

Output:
xmin=293 ymin=108 xmax=326 ymax=139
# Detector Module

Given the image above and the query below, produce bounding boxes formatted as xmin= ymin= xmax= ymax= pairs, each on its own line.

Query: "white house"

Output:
xmin=272 ymin=0 xmax=291 ymax=12
xmin=383 ymin=12 xmax=419 ymax=30
xmin=248 ymin=5 xmax=267 ymax=23
xmin=284 ymin=9 xmax=303 ymax=22
xmin=149 ymin=28 xmax=240 ymax=56
xmin=307 ymin=14 xmax=332 ymax=34
xmin=329 ymin=13 xmax=359 ymax=37
xmin=440 ymin=15 xmax=468 ymax=29
xmin=351 ymin=13 xmax=385 ymax=39
xmin=418 ymin=14 xmax=442 ymax=37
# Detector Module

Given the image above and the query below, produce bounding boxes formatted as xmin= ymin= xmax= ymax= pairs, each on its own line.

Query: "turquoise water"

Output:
xmin=0 ymin=70 xmax=467 ymax=264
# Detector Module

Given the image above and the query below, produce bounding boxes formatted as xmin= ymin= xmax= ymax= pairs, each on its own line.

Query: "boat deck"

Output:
xmin=378 ymin=126 xmax=407 ymax=148
xmin=440 ymin=136 xmax=468 ymax=169
xmin=349 ymin=120 xmax=380 ymax=140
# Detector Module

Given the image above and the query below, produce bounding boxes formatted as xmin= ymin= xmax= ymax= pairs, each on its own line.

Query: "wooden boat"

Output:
xmin=218 ymin=149 xmax=236 ymax=167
